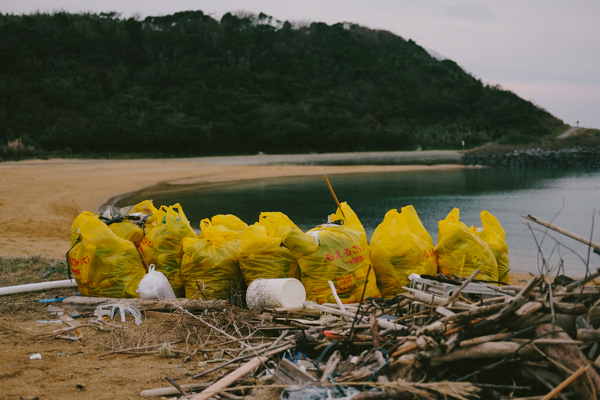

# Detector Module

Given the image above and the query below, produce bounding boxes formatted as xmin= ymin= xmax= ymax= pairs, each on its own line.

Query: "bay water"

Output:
xmin=116 ymin=167 xmax=600 ymax=276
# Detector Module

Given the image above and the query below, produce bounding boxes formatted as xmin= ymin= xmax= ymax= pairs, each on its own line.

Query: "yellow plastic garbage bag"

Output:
xmin=435 ymin=208 xmax=498 ymax=282
xmin=107 ymin=219 xmax=144 ymax=245
xmin=370 ymin=206 xmax=438 ymax=298
xmin=198 ymin=214 xmax=248 ymax=237
xmin=470 ymin=210 xmax=510 ymax=284
xmin=126 ymin=199 xmax=154 ymax=216
xmin=139 ymin=203 xmax=197 ymax=297
xmin=103 ymin=200 xmax=155 ymax=245
xmin=181 ymin=219 xmax=244 ymax=300
xmin=283 ymin=202 xmax=381 ymax=304
xmin=257 ymin=212 xmax=300 ymax=238
xmin=239 ymin=212 xmax=301 ymax=286
xmin=67 ymin=212 xmax=146 ymax=298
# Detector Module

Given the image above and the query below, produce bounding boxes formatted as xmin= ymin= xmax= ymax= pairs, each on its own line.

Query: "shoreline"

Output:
xmin=102 ymin=163 xmax=472 ymax=209
xmin=0 ymin=156 xmax=465 ymax=259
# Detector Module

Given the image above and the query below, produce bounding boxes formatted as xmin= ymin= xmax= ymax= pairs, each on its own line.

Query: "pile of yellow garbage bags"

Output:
xmin=67 ymin=200 xmax=509 ymax=302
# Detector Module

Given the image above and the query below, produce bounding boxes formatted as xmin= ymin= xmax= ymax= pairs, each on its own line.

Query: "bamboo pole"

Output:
xmin=324 ymin=175 xmax=346 ymax=218
xmin=522 ymin=214 xmax=600 ymax=254
xmin=324 ymin=175 xmax=341 ymax=208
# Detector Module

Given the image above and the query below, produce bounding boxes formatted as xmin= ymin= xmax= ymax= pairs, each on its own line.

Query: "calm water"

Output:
xmin=116 ymin=168 xmax=600 ymax=276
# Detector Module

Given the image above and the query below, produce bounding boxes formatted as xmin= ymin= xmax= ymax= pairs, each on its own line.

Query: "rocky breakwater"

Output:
xmin=463 ymin=147 xmax=600 ymax=168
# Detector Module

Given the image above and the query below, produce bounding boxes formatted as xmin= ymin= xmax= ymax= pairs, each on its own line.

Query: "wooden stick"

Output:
xmin=190 ymin=356 xmax=267 ymax=400
xmin=460 ymin=332 xmax=511 ymax=347
xmin=522 ymin=214 xmax=600 ymax=254
xmin=448 ymin=269 xmax=480 ymax=304
xmin=516 ymin=302 xmax=543 ymax=317
xmin=370 ymin=312 xmax=380 ymax=347
xmin=165 ymin=376 xmax=189 ymax=396
xmin=536 ymin=323 xmax=600 ymax=396
xmin=564 ymin=267 xmax=600 ymax=292
xmin=442 ymin=331 xmax=463 ymax=354
xmin=473 ymin=276 xmax=542 ymax=333
xmin=140 ymin=382 xmax=212 ymax=397
xmin=218 ymin=391 xmax=244 ymax=400
xmin=268 ymin=329 xmax=290 ymax=349
xmin=377 ymin=319 xmax=408 ymax=331
xmin=423 ymin=341 xmax=538 ymax=367
xmin=529 ymin=339 xmax=588 ymax=345
xmin=540 ymin=301 xmax=588 ymax=314
xmin=523 ymin=367 xmax=569 ymax=400
xmin=136 ymin=246 xmax=150 ymax=272
xmin=445 ymin=302 xmax=505 ymax=324
xmin=578 ymin=329 xmax=600 ymax=341
xmin=540 ymin=366 xmax=588 ymax=400
xmin=444 ymin=317 xmax=486 ymax=336
xmin=391 ymin=343 xmax=418 ymax=358
xmin=192 ymin=343 xmax=294 ymax=379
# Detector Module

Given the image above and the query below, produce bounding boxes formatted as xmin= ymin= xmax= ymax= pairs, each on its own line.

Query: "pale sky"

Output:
xmin=2 ymin=0 xmax=599 ymax=129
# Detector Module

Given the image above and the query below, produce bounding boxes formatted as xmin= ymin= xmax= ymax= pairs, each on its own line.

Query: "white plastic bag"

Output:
xmin=136 ymin=265 xmax=177 ymax=299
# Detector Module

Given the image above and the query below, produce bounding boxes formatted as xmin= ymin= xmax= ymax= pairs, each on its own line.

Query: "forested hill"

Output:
xmin=0 ymin=11 xmax=565 ymax=156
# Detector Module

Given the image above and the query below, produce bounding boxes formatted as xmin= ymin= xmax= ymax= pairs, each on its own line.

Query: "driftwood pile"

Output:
xmin=57 ymin=266 xmax=600 ymax=400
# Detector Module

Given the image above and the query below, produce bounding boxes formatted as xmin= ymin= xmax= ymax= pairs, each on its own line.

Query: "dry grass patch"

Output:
xmin=0 ymin=255 xmax=69 ymax=287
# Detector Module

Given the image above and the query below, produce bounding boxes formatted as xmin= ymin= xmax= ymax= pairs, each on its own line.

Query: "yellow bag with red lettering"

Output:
xmin=435 ymin=208 xmax=498 ymax=282
xmin=282 ymin=202 xmax=380 ymax=304
xmin=370 ymin=206 xmax=438 ymax=298
xmin=67 ymin=212 xmax=146 ymax=298
xmin=139 ymin=203 xmax=197 ymax=297
xmin=181 ymin=217 xmax=245 ymax=300
xmin=470 ymin=210 xmax=510 ymax=284
xmin=239 ymin=212 xmax=301 ymax=286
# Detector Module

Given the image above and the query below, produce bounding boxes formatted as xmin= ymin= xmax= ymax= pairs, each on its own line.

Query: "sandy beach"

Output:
xmin=0 ymin=157 xmax=465 ymax=259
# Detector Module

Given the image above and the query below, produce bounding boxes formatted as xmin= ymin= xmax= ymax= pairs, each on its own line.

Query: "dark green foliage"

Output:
xmin=498 ymin=133 xmax=542 ymax=145
xmin=0 ymin=11 xmax=565 ymax=155
xmin=466 ymin=129 xmax=600 ymax=159
xmin=566 ymin=129 xmax=600 ymax=144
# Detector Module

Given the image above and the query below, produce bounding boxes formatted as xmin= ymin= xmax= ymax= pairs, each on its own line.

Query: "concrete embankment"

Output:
xmin=185 ymin=150 xmax=463 ymax=166
xmin=463 ymin=147 xmax=600 ymax=168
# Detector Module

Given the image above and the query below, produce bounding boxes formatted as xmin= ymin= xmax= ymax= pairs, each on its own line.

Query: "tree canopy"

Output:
xmin=0 ymin=11 xmax=565 ymax=155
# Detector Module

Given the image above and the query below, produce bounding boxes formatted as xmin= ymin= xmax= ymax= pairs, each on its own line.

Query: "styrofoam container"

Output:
xmin=246 ymin=278 xmax=306 ymax=310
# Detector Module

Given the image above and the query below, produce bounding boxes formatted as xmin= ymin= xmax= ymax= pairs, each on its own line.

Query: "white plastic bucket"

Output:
xmin=246 ymin=278 xmax=306 ymax=310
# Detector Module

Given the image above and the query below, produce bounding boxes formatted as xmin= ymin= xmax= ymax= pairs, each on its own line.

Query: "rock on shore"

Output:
xmin=463 ymin=147 xmax=600 ymax=168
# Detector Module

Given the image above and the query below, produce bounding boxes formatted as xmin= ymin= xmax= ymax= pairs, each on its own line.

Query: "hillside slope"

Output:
xmin=0 ymin=11 xmax=565 ymax=155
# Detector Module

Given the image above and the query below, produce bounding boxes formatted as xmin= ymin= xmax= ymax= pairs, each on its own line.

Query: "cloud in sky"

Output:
xmin=2 ymin=0 xmax=599 ymax=128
